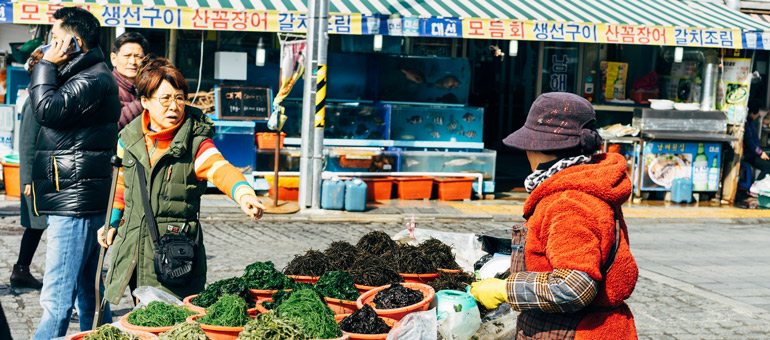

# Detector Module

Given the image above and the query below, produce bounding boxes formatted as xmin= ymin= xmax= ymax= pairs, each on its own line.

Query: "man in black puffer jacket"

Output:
xmin=28 ymin=7 xmax=118 ymax=339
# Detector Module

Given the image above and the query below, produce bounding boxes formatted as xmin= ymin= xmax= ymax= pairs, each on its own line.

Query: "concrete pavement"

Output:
xmin=1 ymin=194 xmax=770 ymax=339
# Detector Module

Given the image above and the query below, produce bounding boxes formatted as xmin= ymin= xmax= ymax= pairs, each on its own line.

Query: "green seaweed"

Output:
xmin=83 ymin=324 xmax=138 ymax=340
xmin=276 ymin=289 xmax=341 ymax=339
xmin=261 ymin=283 xmax=314 ymax=310
xmin=127 ymin=301 xmax=196 ymax=328
xmin=313 ymin=271 xmax=360 ymax=301
xmin=196 ymin=294 xmax=251 ymax=327
xmin=242 ymin=261 xmax=294 ymax=290
xmin=158 ymin=322 xmax=210 ymax=340
xmin=191 ymin=276 xmax=252 ymax=308
xmin=236 ymin=312 xmax=309 ymax=340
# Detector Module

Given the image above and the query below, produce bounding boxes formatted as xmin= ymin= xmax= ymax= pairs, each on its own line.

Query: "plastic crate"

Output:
xmin=434 ymin=177 xmax=474 ymax=201
xmin=394 ymin=176 xmax=434 ymax=200
xmin=363 ymin=177 xmax=394 ymax=201
xmin=256 ymin=132 xmax=285 ymax=150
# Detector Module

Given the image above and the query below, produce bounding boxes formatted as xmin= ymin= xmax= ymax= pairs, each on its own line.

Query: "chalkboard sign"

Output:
xmin=216 ymin=86 xmax=271 ymax=121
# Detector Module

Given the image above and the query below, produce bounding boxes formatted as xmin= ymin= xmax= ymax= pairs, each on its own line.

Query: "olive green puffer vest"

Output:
xmin=105 ymin=107 xmax=214 ymax=304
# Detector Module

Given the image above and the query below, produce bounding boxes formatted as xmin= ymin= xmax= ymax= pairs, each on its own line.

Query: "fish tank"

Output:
xmin=277 ymin=101 xmax=389 ymax=140
xmin=400 ymin=149 xmax=496 ymax=182
xmin=325 ymin=147 xmax=401 ymax=172
xmin=255 ymin=147 xmax=302 ymax=172
xmin=377 ymin=55 xmax=471 ymax=104
xmin=212 ymin=120 xmax=256 ymax=174
xmin=390 ymin=105 xmax=483 ymax=143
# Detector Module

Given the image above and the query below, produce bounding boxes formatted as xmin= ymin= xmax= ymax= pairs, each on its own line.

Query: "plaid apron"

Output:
xmin=510 ymin=224 xmax=584 ymax=340
xmin=509 ymin=207 xmax=622 ymax=340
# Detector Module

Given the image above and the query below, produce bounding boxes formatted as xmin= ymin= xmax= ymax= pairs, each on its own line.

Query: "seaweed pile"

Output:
xmin=313 ymin=271 xmax=360 ymax=301
xmin=242 ymin=261 xmax=294 ymax=290
xmin=237 ymin=312 xmax=309 ymax=340
xmin=283 ymin=250 xmax=332 ymax=277
xmin=127 ymin=301 xmax=196 ymax=327
xmin=348 ymin=253 xmax=402 ymax=287
xmin=338 ymin=305 xmax=391 ymax=334
xmin=196 ymin=294 xmax=251 ymax=327
xmin=83 ymin=324 xmax=139 ymax=340
xmin=276 ymin=289 xmax=341 ymax=339
xmin=383 ymin=244 xmax=436 ymax=274
xmin=429 ymin=271 xmax=477 ymax=292
xmin=356 ymin=231 xmax=397 ymax=256
xmin=261 ymin=283 xmax=315 ymax=310
xmin=158 ymin=322 xmax=210 ymax=340
xmin=192 ymin=276 xmax=252 ymax=308
xmin=419 ymin=238 xmax=460 ymax=270
xmin=373 ymin=283 xmax=423 ymax=309
xmin=324 ymin=241 xmax=361 ymax=272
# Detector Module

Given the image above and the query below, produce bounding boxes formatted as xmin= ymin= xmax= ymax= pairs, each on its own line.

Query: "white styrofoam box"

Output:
xmin=0 ymin=131 xmax=12 ymax=151
xmin=0 ymin=105 xmax=14 ymax=132
xmin=214 ymin=52 xmax=247 ymax=81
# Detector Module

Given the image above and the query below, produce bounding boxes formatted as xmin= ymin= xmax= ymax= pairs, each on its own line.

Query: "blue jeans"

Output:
xmin=34 ymin=215 xmax=112 ymax=340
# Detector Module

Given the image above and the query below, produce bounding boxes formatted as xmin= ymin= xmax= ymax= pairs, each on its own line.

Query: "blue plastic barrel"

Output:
xmin=670 ymin=178 xmax=693 ymax=203
xmin=321 ymin=178 xmax=346 ymax=210
xmin=344 ymin=178 xmax=368 ymax=212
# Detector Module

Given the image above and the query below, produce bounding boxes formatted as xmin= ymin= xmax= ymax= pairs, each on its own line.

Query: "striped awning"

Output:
xmin=10 ymin=0 xmax=770 ymax=48
xmin=89 ymin=0 xmax=770 ymax=32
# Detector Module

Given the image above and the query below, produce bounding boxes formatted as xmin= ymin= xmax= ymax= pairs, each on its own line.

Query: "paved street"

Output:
xmin=1 ymin=209 xmax=770 ymax=339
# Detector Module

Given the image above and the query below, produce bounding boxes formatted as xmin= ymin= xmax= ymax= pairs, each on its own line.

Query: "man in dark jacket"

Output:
xmin=29 ymin=7 xmax=118 ymax=339
xmin=744 ymin=99 xmax=770 ymax=182
xmin=110 ymin=32 xmax=148 ymax=129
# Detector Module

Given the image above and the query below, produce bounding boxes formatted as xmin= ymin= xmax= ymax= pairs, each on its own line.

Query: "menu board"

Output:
xmin=216 ymin=86 xmax=271 ymax=121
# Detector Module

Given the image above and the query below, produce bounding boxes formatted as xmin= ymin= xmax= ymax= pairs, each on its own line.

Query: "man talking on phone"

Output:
xmin=29 ymin=7 xmax=119 ymax=339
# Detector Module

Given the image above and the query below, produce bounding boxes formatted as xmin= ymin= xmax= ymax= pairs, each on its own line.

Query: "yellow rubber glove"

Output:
xmin=470 ymin=278 xmax=509 ymax=310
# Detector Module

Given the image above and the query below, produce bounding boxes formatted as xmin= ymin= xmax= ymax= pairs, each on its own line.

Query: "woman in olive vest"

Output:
xmin=97 ymin=57 xmax=265 ymax=303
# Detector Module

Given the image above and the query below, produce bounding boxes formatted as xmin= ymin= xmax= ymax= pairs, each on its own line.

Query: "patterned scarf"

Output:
xmin=524 ymin=155 xmax=592 ymax=193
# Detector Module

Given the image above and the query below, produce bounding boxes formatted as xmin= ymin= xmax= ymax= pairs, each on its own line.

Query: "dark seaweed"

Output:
xmin=324 ymin=241 xmax=361 ymax=272
xmin=356 ymin=231 xmax=397 ymax=256
xmin=383 ymin=244 xmax=436 ymax=274
xmin=192 ymin=276 xmax=252 ymax=308
xmin=338 ymin=305 xmax=391 ymax=334
xmin=373 ymin=283 xmax=423 ymax=309
xmin=242 ymin=261 xmax=294 ymax=290
xmin=283 ymin=250 xmax=332 ymax=277
xmin=348 ymin=253 xmax=402 ymax=287
xmin=313 ymin=271 xmax=360 ymax=301
xmin=419 ymin=238 xmax=460 ymax=270
xmin=429 ymin=271 xmax=476 ymax=292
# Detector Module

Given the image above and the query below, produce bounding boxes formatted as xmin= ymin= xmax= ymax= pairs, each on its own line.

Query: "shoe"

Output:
xmin=10 ymin=264 xmax=43 ymax=289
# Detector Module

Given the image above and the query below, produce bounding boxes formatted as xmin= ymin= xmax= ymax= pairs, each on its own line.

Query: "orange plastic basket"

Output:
xmin=256 ymin=132 xmax=285 ymax=150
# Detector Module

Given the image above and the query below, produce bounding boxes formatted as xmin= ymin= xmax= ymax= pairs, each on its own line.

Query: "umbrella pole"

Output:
xmin=273 ymin=130 xmax=280 ymax=207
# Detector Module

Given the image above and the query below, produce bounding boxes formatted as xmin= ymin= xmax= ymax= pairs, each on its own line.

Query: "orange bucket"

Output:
xmin=183 ymin=294 xmax=206 ymax=314
xmin=398 ymin=272 xmax=439 ymax=284
xmin=66 ymin=329 xmax=156 ymax=340
xmin=249 ymin=288 xmax=291 ymax=302
xmin=325 ymin=297 xmax=359 ymax=315
xmin=335 ymin=314 xmax=398 ymax=340
xmin=120 ymin=311 xmax=174 ymax=335
xmin=355 ymin=283 xmax=435 ymax=321
xmin=354 ymin=284 xmax=378 ymax=295
xmin=2 ymin=162 xmax=20 ymax=197
xmin=187 ymin=313 xmax=246 ymax=340
xmin=287 ymin=275 xmax=320 ymax=284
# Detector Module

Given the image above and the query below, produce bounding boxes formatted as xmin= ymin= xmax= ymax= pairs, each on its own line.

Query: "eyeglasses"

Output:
xmin=152 ymin=95 xmax=186 ymax=108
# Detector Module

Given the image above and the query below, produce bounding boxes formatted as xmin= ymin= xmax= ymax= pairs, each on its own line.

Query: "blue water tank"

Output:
xmin=321 ymin=178 xmax=346 ymax=210
xmin=670 ymin=178 xmax=693 ymax=203
xmin=345 ymin=179 xmax=368 ymax=212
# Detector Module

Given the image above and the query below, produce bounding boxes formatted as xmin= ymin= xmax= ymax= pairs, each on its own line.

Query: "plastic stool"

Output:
xmin=738 ymin=161 xmax=753 ymax=191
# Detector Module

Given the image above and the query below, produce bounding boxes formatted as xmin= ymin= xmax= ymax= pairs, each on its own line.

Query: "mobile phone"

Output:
xmin=41 ymin=36 xmax=81 ymax=55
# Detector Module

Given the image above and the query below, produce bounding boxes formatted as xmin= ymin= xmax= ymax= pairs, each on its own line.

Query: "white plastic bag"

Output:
xmin=386 ymin=308 xmax=438 ymax=340
xmin=438 ymin=306 xmax=481 ymax=340
xmin=132 ymin=286 xmax=184 ymax=309
xmin=751 ymin=175 xmax=770 ymax=196
xmin=473 ymin=303 xmax=518 ymax=340
xmin=392 ymin=228 xmax=484 ymax=273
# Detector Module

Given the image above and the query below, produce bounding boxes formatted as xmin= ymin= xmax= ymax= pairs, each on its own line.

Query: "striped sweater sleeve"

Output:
xmin=112 ymin=138 xmax=126 ymax=211
xmin=194 ymin=138 xmax=256 ymax=204
xmin=505 ymin=268 xmax=598 ymax=313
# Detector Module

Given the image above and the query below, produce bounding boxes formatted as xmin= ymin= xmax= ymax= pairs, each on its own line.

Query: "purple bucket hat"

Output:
xmin=503 ymin=92 xmax=601 ymax=153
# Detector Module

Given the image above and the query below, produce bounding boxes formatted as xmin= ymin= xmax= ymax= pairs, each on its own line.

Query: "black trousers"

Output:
xmin=745 ymin=156 xmax=770 ymax=182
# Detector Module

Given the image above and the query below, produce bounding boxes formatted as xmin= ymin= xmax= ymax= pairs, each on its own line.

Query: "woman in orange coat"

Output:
xmin=470 ymin=92 xmax=638 ymax=339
